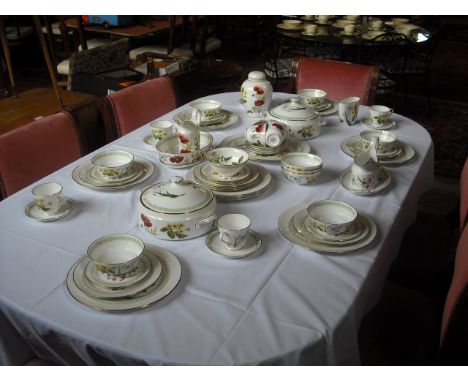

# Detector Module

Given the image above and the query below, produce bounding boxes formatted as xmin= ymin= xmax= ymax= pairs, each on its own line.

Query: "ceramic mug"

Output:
xmin=150 ymin=120 xmax=174 ymax=142
xmin=339 ymin=96 xmax=360 ymax=125
xmin=32 ymin=182 xmax=66 ymax=215
xmin=218 ymin=214 xmax=251 ymax=251
xmin=369 ymin=105 xmax=393 ymax=126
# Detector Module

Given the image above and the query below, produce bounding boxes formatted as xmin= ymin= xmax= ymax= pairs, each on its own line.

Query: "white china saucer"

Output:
xmin=361 ymin=33 xmax=385 ymax=40
xmin=316 ymin=101 xmax=338 ymax=115
xmin=292 ymin=209 xmax=370 ymax=246
xmin=75 ymin=252 xmax=162 ymax=299
xmin=277 ymin=23 xmax=304 ymax=31
xmin=361 ymin=117 xmax=396 ymax=130
xmin=84 ymin=254 xmax=151 ymax=289
xmin=278 ymin=203 xmax=377 ymax=254
xmin=143 ymin=134 xmax=158 ymax=146
xmin=206 ymin=230 xmax=262 ymax=259
xmin=66 ymin=245 xmax=181 ymax=312
xmin=90 ymin=165 xmax=141 ymax=185
xmin=219 ymin=133 xmax=310 ymax=162
xmin=339 ymin=31 xmax=360 ymax=37
xmin=72 ymin=156 xmax=155 ymax=191
xmin=25 ymin=197 xmax=75 ymax=222
xmin=301 ymin=31 xmax=319 ymax=37
xmin=174 ymin=109 xmax=239 ymax=130
xmin=341 ymin=136 xmax=415 ymax=165
xmin=339 ymin=166 xmax=392 ymax=195
xmin=200 ymin=162 xmax=252 ymax=183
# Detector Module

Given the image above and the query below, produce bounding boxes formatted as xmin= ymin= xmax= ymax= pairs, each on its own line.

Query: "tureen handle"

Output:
xmin=195 ymin=214 xmax=217 ymax=230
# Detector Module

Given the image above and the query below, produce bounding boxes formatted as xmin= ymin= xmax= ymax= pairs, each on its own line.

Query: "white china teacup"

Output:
xmin=344 ymin=24 xmax=356 ymax=34
xmin=317 ymin=15 xmax=329 ymax=24
xmin=371 ymin=20 xmax=384 ymax=30
xmin=32 ymin=182 xmax=66 ymax=215
xmin=189 ymin=99 xmax=222 ymax=123
xmin=360 ymin=130 xmax=397 ymax=154
xmin=91 ymin=150 xmax=134 ymax=180
xmin=245 ymin=120 xmax=288 ymax=148
xmin=206 ymin=147 xmax=249 ymax=177
xmin=346 ymin=15 xmax=360 ymax=22
xmin=305 ymin=24 xmax=318 ymax=34
xmin=150 ymin=120 xmax=174 ymax=142
xmin=339 ymin=96 xmax=360 ymax=125
xmin=298 ymin=88 xmax=327 ymax=106
xmin=218 ymin=214 xmax=251 ymax=251
xmin=369 ymin=105 xmax=393 ymax=126
xmin=351 ymin=157 xmax=383 ymax=191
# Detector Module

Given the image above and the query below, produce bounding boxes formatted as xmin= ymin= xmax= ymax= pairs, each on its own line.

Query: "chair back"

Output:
xmin=0 ymin=112 xmax=82 ymax=198
xmin=293 ymin=57 xmax=379 ymax=105
xmin=460 ymin=158 xmax=468 ymax=231
xmin=102 ymin=76 xmax=177 ymax=141
xmin=439 ymin=225 xmax=468 ymax=364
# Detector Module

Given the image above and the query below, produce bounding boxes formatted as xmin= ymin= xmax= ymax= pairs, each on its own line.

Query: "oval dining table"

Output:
xmin=0 ymin=92 xmax=433 ymax=365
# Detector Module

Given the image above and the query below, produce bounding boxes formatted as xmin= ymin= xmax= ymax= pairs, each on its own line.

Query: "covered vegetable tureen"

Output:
xmin=267 ymin=98 xmax=321 ymax=140
xmin=139 ymin=176 xmax=217 ymax=240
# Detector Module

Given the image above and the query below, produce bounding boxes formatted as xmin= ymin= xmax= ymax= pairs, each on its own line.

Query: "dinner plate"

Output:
xmin=339 ymin=166 xmax=392 ymax=195
xmin=84 ymin=253 xmax=152 ymax=289
xmin=66 ymin=245 xmax=181 ymax=312
xmin=174 ymin=109 xmax=239 ymax=130
xmin=341 ymin=136 xmax=415 ymax=165
xmin=278 ymin=203 xmax=377 ymax=253
xmin=188 ymin=164 xmax=272 ymax=201
xmin=361 ymin=117 xmax=396 ymax=130
xmin=74 ymin=252 xmax=162 ymax=299
xmin=25 ymin=197 xmax=75 ymax=222
xmin=72 ymin=156 xmax=155 ymax=191
xmin=219 ymin=133 xmax=310 ymax=162
xmin=291 ymin=209 xmax=370 ymax=246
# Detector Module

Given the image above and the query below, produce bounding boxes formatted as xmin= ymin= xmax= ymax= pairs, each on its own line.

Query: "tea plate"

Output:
xmin=292 ymin=209 xmax=370 ymax=246
xmin=75 ymin=252 xmax=162 ymax=299
xmin=316 ymin=101 xmax=338 ymax=115
xmin=72 ymin=156 xmax=155 ymax=191
xmin=341 ymin=136 xmax=415 ymax=164
xmin=66 ymin=246 xmax=181 ymax=312
xmin=174 ymin=109 xmax=239 ymax=130
xmin=143 ymin=134 xmax=158 ymax=146
xmin=219 ymin=133 xmax=310 ymax=162
xmin=85 ymin=254 xmax=151 ymax=289
xmin=361 ymin=117 xmax=396 ymax=130
xmin=25 ymin=196 xmax=75 ymax=222
xmin=278 ymin=203 xmax=377 ymax=254
xmin=206 ymin=230 xmax=262 ymax=259
xmin=339 ymin=166 xmax=392 ymax=195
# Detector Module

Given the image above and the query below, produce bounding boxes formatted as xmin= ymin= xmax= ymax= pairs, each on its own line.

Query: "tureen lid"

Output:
xmin=140 ymin=176 xmax=214 ymax=214
xmin=269 ymin=98 xmax=319 ymax=121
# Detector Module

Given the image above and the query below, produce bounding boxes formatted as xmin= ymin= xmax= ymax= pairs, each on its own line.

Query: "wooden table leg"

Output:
xmin=32 ymin=16 xmax=64 ymax=109
xmin=0 ymin=16 xmax=17 ymax=97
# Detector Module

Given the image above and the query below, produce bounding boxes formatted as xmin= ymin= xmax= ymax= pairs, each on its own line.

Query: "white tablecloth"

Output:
xmin=0 ymin=92 xmax=433 ymax=365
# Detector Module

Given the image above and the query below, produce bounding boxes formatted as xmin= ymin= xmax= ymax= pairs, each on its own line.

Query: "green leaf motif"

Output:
xmin=154 ymin=190 xmax=185 ymax=199
xmin=167 ymin=231 xmax=176 ymax=239
xmin=160 ymin=227 xmax=168 ymax=232
xmin=175 ymin=232 xmax=188 ymax=239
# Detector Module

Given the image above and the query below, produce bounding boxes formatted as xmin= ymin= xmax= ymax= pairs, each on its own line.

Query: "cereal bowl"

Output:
xmin=87 ymin=234 xmax=145 ymax=276
xmin=298 ymin=89 xmax=327 ymax=106
xmin=206 ymin=147 xmax=249 ymax=177
xmin=306 ymin=200 xmax=357 ymax=236
xmin=156 ymin=132 xmax=213 ymax=167
xmin=91 ymin=150 xmax=134 ymax=180
xmin=281 ymin=153 xmax=323 ymax=173
xmin=281 ymin=167 xmax=321 ymax=185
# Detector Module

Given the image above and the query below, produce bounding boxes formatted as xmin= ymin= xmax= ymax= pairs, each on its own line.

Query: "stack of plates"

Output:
xmin=187 ymin=162 xmax=272 ymax=201
xmin=220 ymin=133 xmax=310 ymax=162
xmin=66 ymin=245 xmax=181 ymax=312
xmin=278 ymin=203 xmax=377 ymax=253
xmin=174 ymin=109 xmax=238 ymax=130
xmin=340 ymin=136 xmax=416 ymax=165
xmin=72 ymin=155 xmax=155 ymax=191
xmin=306 ymin=99 xmax=338 ymax=115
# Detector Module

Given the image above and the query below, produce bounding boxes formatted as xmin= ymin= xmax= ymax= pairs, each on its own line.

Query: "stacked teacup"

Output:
xmin=245 ymin=119 xmax=288 ymax=156
xmin=281 ymin=153 xmax=323 ymax=185
xmin=360 ymin=130 xmax=399 ymax=160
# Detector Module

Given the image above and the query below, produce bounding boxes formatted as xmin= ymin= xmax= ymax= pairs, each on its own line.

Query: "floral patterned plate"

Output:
xmin=25 ymin=196 xmax=75 ymax=222
xmin=219 ymin=133 xmax=310 ymax=162
xmin=75 ymin=252 xmax=162 ymax=299
xmin=316 ymin=101 xmax=338 ymax=116
xmin=84 ymin=253 xmax=152 ymax=289
xmin=174 ymin=109 xmax=239 ymax=130
xmin=72 ymin=156 xmax=155 ymax=191
xmin=361 ymin=117 xmax=396 ymax=130
xmin=66 ymin=245 xmax=181 ymax=312
xmin=339 ymin=166 xmax=392 ymax=195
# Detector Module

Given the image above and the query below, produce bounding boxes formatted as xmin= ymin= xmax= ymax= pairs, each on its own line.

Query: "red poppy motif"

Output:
xmin=254 ymin=99 xmax=265 ymax=106
xmin=141 ymin=213 xmax=152 ymax=228
xmin=255 ymin=124 xmax=265 ymax=133
xmin=180 ymin=149 xmax=191 ymax=154
xmin=178 ymin=133 xmax=189 ymax=145
xmin=256 ymin=88 xmax=265 ymax=95
xmin=253 ymin=86 xmax=259 ymax=91
xmin=170 ymin=155 xmax=184 ymax=163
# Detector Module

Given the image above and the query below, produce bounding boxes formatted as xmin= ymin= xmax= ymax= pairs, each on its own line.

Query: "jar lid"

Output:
xmin=140 ymin=176 xmax=213 ymax=214
xmin=248 ymin=71 xmax=267 ymax=81
xmin=269 ymin=98 xmax=319 ymax=121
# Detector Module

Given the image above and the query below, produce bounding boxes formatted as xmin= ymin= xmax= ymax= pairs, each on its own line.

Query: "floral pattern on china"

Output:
xmin=240 ymin=71 xmax=273 ymax=117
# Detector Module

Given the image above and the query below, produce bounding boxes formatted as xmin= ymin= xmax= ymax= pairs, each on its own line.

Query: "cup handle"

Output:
xmin=389 ymin=108 xmax=394 ymax=115
xmin=195 ymin=214 xmax=217 ymax=230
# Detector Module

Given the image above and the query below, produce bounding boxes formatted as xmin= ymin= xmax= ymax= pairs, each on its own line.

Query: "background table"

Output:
xmin=0 ymin=92 xmax=433 ymax=365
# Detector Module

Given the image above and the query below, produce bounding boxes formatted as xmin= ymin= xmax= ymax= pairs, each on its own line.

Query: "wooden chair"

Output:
xmin=293 ymin=57 xmax=380 ymax=105
xmin=0 ymin=112 xmax=82 ymax=199
xmin=101 ymin=76 xmax=177 ymax=141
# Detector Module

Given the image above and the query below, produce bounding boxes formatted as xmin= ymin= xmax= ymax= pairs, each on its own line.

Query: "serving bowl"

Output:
xmin=298 ymin=89 xmax=328 ymax=106
xmin=87 ymin=234 xmax=145 ymax=276
xmin=306 ymin=200 xmax=357 ymax=236
xmin=156 ymin=132 xmax=213 ymax=167
xmin=206 ymin=147 xmax=249 ymax=177
xmin=91 ymin=150 xmax=134 ymax=180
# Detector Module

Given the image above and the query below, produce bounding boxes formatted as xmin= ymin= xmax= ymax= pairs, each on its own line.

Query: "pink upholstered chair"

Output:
xmin=293 ymin=57 xmax=380 ymax=106
xmin=0 ymin=112 xmax=82 ymax=198
xmin=460 ymin=158 xmax=468 ymax=231
xmin=102 ymin=77 xmax=177 ymax=141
